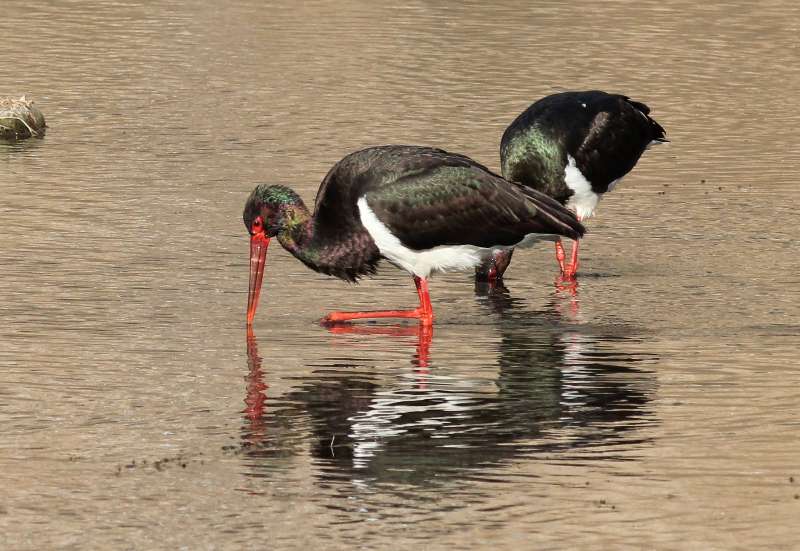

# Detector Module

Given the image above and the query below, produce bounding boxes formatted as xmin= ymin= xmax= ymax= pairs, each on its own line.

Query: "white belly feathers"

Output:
xmin=564 ymin=154 xmax=600 ymax=220
xmin=357 ymin=197 xmax=488 ymax=278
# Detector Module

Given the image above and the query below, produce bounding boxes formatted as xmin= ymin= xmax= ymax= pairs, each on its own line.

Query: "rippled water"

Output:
xmin=2 ymin=0 xmax=799 ymax=549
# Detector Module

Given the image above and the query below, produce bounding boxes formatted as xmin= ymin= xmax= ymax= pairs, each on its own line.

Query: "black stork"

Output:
xmin=475 ymin=90 xmax=667 ymax=283
xmin=244 ymin=145 xmax=585 ymax=326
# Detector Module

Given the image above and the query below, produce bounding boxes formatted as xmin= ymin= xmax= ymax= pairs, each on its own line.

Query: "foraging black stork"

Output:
xmin=244 ymin=145 xmax=585 ymax=326
xmin=475 ymin=91 xmax=667 ymax=282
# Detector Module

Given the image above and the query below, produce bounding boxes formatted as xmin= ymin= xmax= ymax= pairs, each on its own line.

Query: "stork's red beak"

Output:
xmin=247 ymin=232 xmax=270 ymax=325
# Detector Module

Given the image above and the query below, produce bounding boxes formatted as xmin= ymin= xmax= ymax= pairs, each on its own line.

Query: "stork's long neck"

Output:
xmin=275 ymin=201 xmax=318 ymax=265
xmin=274 ymin=196 xmax=377 ymax=281
xmin=277 ymin=200 xmax=352 ymax=275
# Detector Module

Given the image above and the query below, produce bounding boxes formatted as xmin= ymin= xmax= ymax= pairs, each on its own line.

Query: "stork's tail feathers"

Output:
xmin=516 ymin=184 xmax=586 ymax=241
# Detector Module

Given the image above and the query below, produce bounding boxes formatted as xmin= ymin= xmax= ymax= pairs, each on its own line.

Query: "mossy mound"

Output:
xmin=0 ymin=96 xmax=46 ymax=139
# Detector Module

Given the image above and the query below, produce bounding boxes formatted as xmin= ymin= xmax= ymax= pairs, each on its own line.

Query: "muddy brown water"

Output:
xmin=2 ymin=1 xmax=799 ymax=549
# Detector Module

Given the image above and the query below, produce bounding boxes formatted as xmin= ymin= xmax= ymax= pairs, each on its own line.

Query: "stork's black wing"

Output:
xmin=361 ymin=150 xmax=585 ymax=251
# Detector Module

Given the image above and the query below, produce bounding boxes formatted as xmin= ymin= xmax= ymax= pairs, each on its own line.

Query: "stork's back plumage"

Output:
xmin=500 ymin=91 xmax=666 ymax=202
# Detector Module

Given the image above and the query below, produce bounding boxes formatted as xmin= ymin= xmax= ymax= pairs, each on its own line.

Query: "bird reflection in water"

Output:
xmin=239 ymin=287 xmax=657 ymax=486
xmin=325 ymin=323 xmax=433 ymax=387
xmin=240 ymin=330 xmax=299 ymax=464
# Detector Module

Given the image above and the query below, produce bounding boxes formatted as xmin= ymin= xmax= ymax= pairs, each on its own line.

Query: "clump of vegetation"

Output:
xmin=0 ymin=96 xmax=46 ymax=139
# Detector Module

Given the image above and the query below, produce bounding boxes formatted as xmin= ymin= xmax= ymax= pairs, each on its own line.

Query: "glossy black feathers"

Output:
xmin=315 ymin=146 xmax=585 ymax=252
xmin=500 ymin=91 xmax=667 ymax=199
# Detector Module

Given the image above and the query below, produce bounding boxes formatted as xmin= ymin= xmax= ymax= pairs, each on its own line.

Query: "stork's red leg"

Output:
xmin=558 ymin=215 xmax=582 ymax=279
xmin=555 ymin=240 xmax=567 ymax=273
xmin=414 ymin=276 xmax=433 ymax=322
xmin=563 ymin=239 xmax=580 ymax=279
xmin=322 ymin=276 xmax=434 ymax=326
xmin=488 ymin=249 xmax=514 ymax=282
xmin=475 ymin=249 xmax=513 ymax=284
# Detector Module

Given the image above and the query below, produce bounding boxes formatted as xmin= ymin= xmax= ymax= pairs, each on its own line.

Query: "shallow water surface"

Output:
xmin=1 ymin=0 xmax=799 ymax=549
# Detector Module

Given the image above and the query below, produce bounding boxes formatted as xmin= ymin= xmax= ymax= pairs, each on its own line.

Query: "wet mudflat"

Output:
xmin=1 ymin=1 xmax=799 ymax=549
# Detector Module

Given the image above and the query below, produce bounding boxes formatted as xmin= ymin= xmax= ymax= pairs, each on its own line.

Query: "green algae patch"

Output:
xmin=0 ymin=96 xmax=46 ymax=139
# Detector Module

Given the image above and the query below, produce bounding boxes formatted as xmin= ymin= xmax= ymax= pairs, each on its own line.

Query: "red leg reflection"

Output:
xmin=322 ymin=276 xmax=434 ymax=326
xmin=244 ymin=328 xmax=268 ymax=444
xmin=415 ymin=324 xmax=432 ymax=371
xmin=555 ymin=273 xmax=578 ymax=296
xmin=323 ymin=322 xmax=433 ymax=386
xmin=555 ymin=240 xmax=567 ymax=274
xmin=554 ymin=275 xmax=580 ymax=320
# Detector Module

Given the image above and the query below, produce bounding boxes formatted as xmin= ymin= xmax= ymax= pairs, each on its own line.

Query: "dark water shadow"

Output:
xmin=236 ymin=283 xmax=658 ymax=491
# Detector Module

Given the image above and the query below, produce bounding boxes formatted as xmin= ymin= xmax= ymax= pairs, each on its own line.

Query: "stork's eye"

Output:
xmin=252 ymin=216 xmax=264 ymax=233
